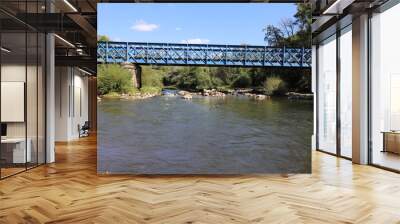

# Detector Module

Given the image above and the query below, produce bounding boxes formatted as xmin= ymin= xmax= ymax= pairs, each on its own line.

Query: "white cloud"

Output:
xmin=181 ymin=38 xmax=210 ymax=44
xmin=175 ymin=27 xmax=182 ymax=31
xmin=131 ymin=20 xmax=159 ymax=32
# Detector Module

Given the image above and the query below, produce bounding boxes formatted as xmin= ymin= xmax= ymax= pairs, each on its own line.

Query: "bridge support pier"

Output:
xmin=122 ymin=63 xmax=142 ymax=89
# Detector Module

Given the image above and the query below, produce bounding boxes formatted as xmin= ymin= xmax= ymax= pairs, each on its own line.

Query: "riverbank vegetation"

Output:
xmin=98 ymin=64 xmax=310 ymax=96
xmin=98 ymin=64 xmax=134 ymax=96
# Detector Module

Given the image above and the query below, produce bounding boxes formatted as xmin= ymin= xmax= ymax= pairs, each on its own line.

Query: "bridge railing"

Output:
xmin=97 ymin=41 xmax=311 ymax=68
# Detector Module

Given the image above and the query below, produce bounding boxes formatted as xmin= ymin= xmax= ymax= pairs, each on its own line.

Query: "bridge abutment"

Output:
xmin=122 ymin=63 xmax=142 ymax=89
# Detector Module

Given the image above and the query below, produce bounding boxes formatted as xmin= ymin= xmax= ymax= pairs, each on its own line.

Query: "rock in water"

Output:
xmin=255 ymin=94 xmax=266 ymax=100
xmin=177 ymin=90 xmax=188 ymax=96
xmin=182 ymin=94 xmax=192 ymax=100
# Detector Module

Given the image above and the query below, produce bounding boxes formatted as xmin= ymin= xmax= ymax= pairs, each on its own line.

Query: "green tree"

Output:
xmin=294 ymin=4 xmax=312 ymax=47
xmin=141 ymin=66 xmax=164 ymax=88
xmin=194 ymin=70 xmax=213 ymax=90
xmin=97 ymin=35 xmax=110 ymax=42
xmin=97 ymin=64 xmax=133 ymax=95
xmin=295 ymin=4 xmax=312 ymax=33
xmin=262 ymin=4 xmax=311 ymax=47
xmin=263 ymin=25 xmax=284 ymax=46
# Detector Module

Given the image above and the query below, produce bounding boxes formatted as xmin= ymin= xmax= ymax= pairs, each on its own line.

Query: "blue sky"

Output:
xmin=98 ymin=4 xmax=297 ymax=46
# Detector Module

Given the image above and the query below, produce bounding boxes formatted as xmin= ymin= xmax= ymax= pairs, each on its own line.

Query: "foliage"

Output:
xmin=259 ymin=4 xmax=312 ymax=94
xmin=232 ymin=74 xmax=252 ymax=88
xmin=264 ymin=76 xmax=287 ymax=96
xmin=98 ymin=64 xmax=310 ymax=96
xmin=263 ymin=4 xmax=311 ymax=47
xmin=141 ymin=66 xmax=164 ymax=88
xmin=263 ymin=25 xmax=285 ymax=46
xmin=97 ymin=35 xmax=110 ymax=41
xmin=294 ymin=4 xmax=312 ymax=47
xmin=97 ymin=64 xmax=133 ymax=95
xmin=194 ymin=69 xmax=213 ymax=90
xmin=128 ymin=87 xmax=140 ymax=95
xmin=162 ymin=67 xmax=255 ymax=90
xmin=295 ymin=4 xmax=312 ymax=32
xmin=97 ymin=63 xmax=311 ymax=95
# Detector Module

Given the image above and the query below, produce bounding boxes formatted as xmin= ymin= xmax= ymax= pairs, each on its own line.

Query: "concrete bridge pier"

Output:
xmin=122 ymin=63 xmax=142 ymax=89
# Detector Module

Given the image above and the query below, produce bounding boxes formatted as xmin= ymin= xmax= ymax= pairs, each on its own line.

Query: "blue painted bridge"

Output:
xmin=97 ymin=41 xmax=311 ymax=68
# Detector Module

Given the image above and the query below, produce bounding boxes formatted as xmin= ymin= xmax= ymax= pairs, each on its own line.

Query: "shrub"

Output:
xmin=97 ymin=35 xmax=110 ymax=41
xmin=97 ymin=64 xmax=133 ymax=95
xmin=173 ymin=67 xmax=197 ymax=90
xmin=128 ymin=87 xmax=140 ymax=95
xmin=264 ymin=76 xmax=287 ymax=95
xmin=232 ymin=74 xmax=252 ymax=88
xmin=211 ymin=76 xmax=224 ymax=88
xmin=141 ymin=66 xmax=164 ymax=88
xmin=194 ymin=71 xmax=212 ymax=90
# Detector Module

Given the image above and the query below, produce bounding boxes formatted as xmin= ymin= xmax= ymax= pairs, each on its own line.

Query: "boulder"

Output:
xmin=254 ymin=94 xmax=267 ymax=100
xmin=182 ymin=94 xmax=192 ymax=100
xmin=202 ymin=89 xmax=226 ymax=97
xmin=177 ymin=90 xmax=189 ymax=96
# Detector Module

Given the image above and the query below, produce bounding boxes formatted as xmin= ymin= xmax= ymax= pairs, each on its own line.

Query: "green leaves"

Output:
xmin=262 ymin=4 xmax=311 ymax=47
xmin=142 ymin=66 xmax=164 ymax=88
xmin=264 ymin=76 xmax=287 ymax=96
xmin=97 ymin=35 xmax=110 ymax=41
xmin=97 ymin=65 xmax=310 ymax=96
xmin=97 ymin=64 xmax=133 ymax=95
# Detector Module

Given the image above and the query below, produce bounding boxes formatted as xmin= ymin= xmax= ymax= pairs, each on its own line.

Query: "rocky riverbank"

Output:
xmin=100 ymin=92 xmax=159 ymax=101
xmin=174 ymin=88 xmax=270 ymax=100
xmin=99 ymin=88 xmax=312 ymax=101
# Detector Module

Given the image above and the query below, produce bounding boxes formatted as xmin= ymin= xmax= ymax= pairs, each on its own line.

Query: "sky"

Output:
xmin=98 ymin=3 xmax=297 ymax=46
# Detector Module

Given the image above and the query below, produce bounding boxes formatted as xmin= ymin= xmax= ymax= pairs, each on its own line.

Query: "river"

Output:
xmin=98 ymin=94 xmax=313 ymax=174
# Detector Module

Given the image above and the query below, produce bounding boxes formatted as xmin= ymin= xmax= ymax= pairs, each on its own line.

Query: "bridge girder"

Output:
xmin=98 ymin=41 xmax=312 ymax=68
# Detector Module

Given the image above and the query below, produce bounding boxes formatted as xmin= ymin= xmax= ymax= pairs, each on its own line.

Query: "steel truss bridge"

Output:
xmin=97 ymin=41 xmax=311 ymax=68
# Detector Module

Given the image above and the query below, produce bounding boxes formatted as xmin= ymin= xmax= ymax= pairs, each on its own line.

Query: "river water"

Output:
xmin=98 ymin=95 xmax=313 ymax=174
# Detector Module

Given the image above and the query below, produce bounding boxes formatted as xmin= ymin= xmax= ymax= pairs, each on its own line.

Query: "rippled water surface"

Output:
xmin=98 ymin=95 xmax=313 ymax=174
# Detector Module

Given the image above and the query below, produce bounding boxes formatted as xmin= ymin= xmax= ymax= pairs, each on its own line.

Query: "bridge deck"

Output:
xmin=97 ymin=41 xmax=311 ymax=68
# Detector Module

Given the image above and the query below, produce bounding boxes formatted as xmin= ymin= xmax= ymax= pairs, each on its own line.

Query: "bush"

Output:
xmin=232 ymin=74 xmax=252 ymax=88
xmin=141 ymin=66 xmax=164 ymax=88
xmin=98 ymin=64 xmax=133 ymax=95
xmin=211 ymin=76 xmax=224 ymax=88
xmin=264 ymin=76 xmax=287 ymax=95
xmin=172 ymin=67 xmax=197 ymax=90
xmin=97 ymin=35 xmax=110 ymax=41
xmin=194 ymin=71 xmax=212 ymax=90
xmin=128 ymin=87 xmax=140 ymax=95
